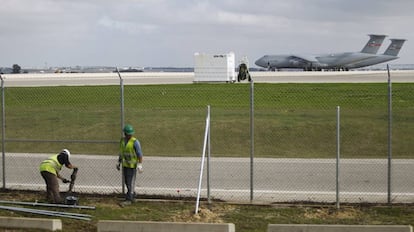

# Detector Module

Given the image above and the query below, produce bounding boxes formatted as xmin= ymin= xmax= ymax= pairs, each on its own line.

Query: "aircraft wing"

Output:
xmin=288 ymin=55 xmax=319 ymax=63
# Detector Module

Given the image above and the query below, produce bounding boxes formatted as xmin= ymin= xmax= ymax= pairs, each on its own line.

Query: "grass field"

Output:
xmin=2 ymin=83 xmax=413 ymax=158
xmin=0 ymin=190 xmax=413 ymax=232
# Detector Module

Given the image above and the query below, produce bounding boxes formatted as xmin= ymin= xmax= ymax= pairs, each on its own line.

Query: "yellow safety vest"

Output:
xmin=39 ymin=154 xmax=63 ymax=175
xmin=120 ymin=137 xmax=138 ymax=168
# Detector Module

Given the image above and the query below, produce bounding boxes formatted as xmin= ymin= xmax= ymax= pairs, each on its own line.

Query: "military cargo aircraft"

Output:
xmin=254 ymin=34 xmax=405 ymax=71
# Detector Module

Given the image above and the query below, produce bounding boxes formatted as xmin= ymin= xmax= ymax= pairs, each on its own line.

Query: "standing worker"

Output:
xmin=39 ymin=149 xmax=78 ymax=204
xmin=116 ymin=124 xmax=143 ymax=206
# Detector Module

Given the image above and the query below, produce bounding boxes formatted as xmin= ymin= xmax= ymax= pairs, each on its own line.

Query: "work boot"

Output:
xmin=119 ymin=200 xmax=132 ymax=207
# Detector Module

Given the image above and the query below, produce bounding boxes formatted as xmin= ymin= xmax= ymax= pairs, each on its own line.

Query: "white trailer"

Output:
xmin=193 ymin=52 xmax=236 ymax=82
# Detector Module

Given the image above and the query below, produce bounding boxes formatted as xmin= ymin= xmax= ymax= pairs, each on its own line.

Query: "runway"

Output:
xmin=5 ymin=154 xmax=414 ymax=203
xmin=1 ymin=70 xmax=414 ymax=87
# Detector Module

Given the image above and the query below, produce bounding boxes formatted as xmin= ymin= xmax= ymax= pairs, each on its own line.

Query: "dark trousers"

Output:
xmin=123 ymin=167 xmax=137 ymax=201
xmin=40 ymin=171 xmax=62 ymax=203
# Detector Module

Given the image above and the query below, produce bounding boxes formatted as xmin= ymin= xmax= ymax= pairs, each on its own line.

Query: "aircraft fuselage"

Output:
xmin=254 ymin=35 xmax=405 ymax=71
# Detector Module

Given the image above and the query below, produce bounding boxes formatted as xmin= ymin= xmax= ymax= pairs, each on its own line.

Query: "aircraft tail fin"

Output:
xmin=360 ymin=34 xmax=387 ymax=54
xmin=383 ymin=39 xmax=406 ymax=56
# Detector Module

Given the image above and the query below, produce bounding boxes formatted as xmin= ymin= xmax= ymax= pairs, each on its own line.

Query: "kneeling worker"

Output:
xmin=39 ymin=149 xmax=78 ymax=203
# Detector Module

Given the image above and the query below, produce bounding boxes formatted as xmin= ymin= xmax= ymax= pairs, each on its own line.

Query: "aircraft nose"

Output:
xmin=254 ymin=56 xmax=269 ymax=68
xmin=255 ymin=57 xmax=265 ymax=67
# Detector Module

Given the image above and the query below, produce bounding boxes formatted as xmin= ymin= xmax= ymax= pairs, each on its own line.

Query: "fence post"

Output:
xmin=116 ymin=68 xmax=125 ymax=134
xmin=116 ymin=68 xmax=125 ymax=195
xmin=207 ymin=105 xmax=211 ymax=204
xmin=250 ymin=80 xmax=254 ymax=202
xmin=336 ymin=106 xmax=340 ymax=209
xmin=1 ymin=75 xmax=5 ymax=189
xmin=387 ymin=64 xmax=392 ymax=204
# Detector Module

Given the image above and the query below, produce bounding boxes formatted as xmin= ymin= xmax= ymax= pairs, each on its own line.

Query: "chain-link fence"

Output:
xmin=1 ymin=72 xmax=413 ymax=204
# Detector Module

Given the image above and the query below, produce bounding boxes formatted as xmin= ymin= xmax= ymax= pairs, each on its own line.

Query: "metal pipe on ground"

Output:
xmin=0 ymin=205 xmax=92 ymax=221
xmin=0 ymin=200 xmax=95 ymax=210
xmin=27 ymin=207 xmax=92 ymax=218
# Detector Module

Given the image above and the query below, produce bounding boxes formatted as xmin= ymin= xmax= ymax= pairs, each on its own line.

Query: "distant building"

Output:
xmin=194 ymin=52 xmax=236 ymax=82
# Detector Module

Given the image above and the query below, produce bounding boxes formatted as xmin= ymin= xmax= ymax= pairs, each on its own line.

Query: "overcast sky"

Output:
xmin=1 ymin=0 xmax=413 ymax=68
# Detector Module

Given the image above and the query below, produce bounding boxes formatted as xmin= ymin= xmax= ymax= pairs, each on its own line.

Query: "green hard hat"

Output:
xmin=123 ymin=124 xmax=135 ymax=135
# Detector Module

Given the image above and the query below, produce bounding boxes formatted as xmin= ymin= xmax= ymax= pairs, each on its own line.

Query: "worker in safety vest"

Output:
xmin=116 ymin=124 xmax=143 ymax=205
xmin=39 ymin=149 xmax=77 ymax=203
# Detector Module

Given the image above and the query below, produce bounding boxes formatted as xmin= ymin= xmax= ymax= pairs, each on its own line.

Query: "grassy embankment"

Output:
xmin=0 ymin=190 xmax=413 ymax=232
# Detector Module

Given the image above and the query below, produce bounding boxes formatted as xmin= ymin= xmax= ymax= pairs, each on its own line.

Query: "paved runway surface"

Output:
xmin=4 ymin=153 xmax=414 ymax=203
xmin=2 ymin=70 xmax=414 ymax=87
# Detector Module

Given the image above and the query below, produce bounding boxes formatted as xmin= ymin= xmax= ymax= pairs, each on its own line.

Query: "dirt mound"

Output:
xmin=303 ymin=207 xmax=361 ymax=220
xmin=170 ymin=205 xmax=236 ymax=223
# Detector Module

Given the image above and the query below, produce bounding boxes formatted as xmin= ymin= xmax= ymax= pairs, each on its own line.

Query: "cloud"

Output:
xmin=0 ymin=0 xmax=413 ymax=67
xmin=97 ymin=16 xmax=158 ymax=35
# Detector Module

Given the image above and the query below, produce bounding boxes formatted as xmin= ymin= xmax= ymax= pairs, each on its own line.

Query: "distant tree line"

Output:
xmin=1 ymin=64 xmax=22 ymax=74
xmin=12 ymin=64 xmax=21 ymax=73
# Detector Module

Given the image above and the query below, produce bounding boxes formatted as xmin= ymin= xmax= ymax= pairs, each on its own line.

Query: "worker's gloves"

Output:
xmin=62 ymin=178 xmax=70 ymax=184
xmin=137 ymin=163 xmax=143 ymax=173
xmin=116 ymin=162 xmax=143 ymax=173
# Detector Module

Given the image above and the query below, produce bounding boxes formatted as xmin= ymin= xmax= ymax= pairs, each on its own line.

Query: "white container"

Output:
xmin=194 ymin=52 xmax=236 ymax=82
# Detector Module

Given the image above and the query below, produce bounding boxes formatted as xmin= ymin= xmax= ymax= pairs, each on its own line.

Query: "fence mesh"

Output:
xmin=1 ymin=73 xmax=413 ymax=204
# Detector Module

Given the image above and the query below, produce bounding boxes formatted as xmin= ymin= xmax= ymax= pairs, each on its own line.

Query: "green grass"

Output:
xmin=0 ymin=190 xmax=413 ymax=232
xmin=2 ymin=83 xmax=413 ymax=158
